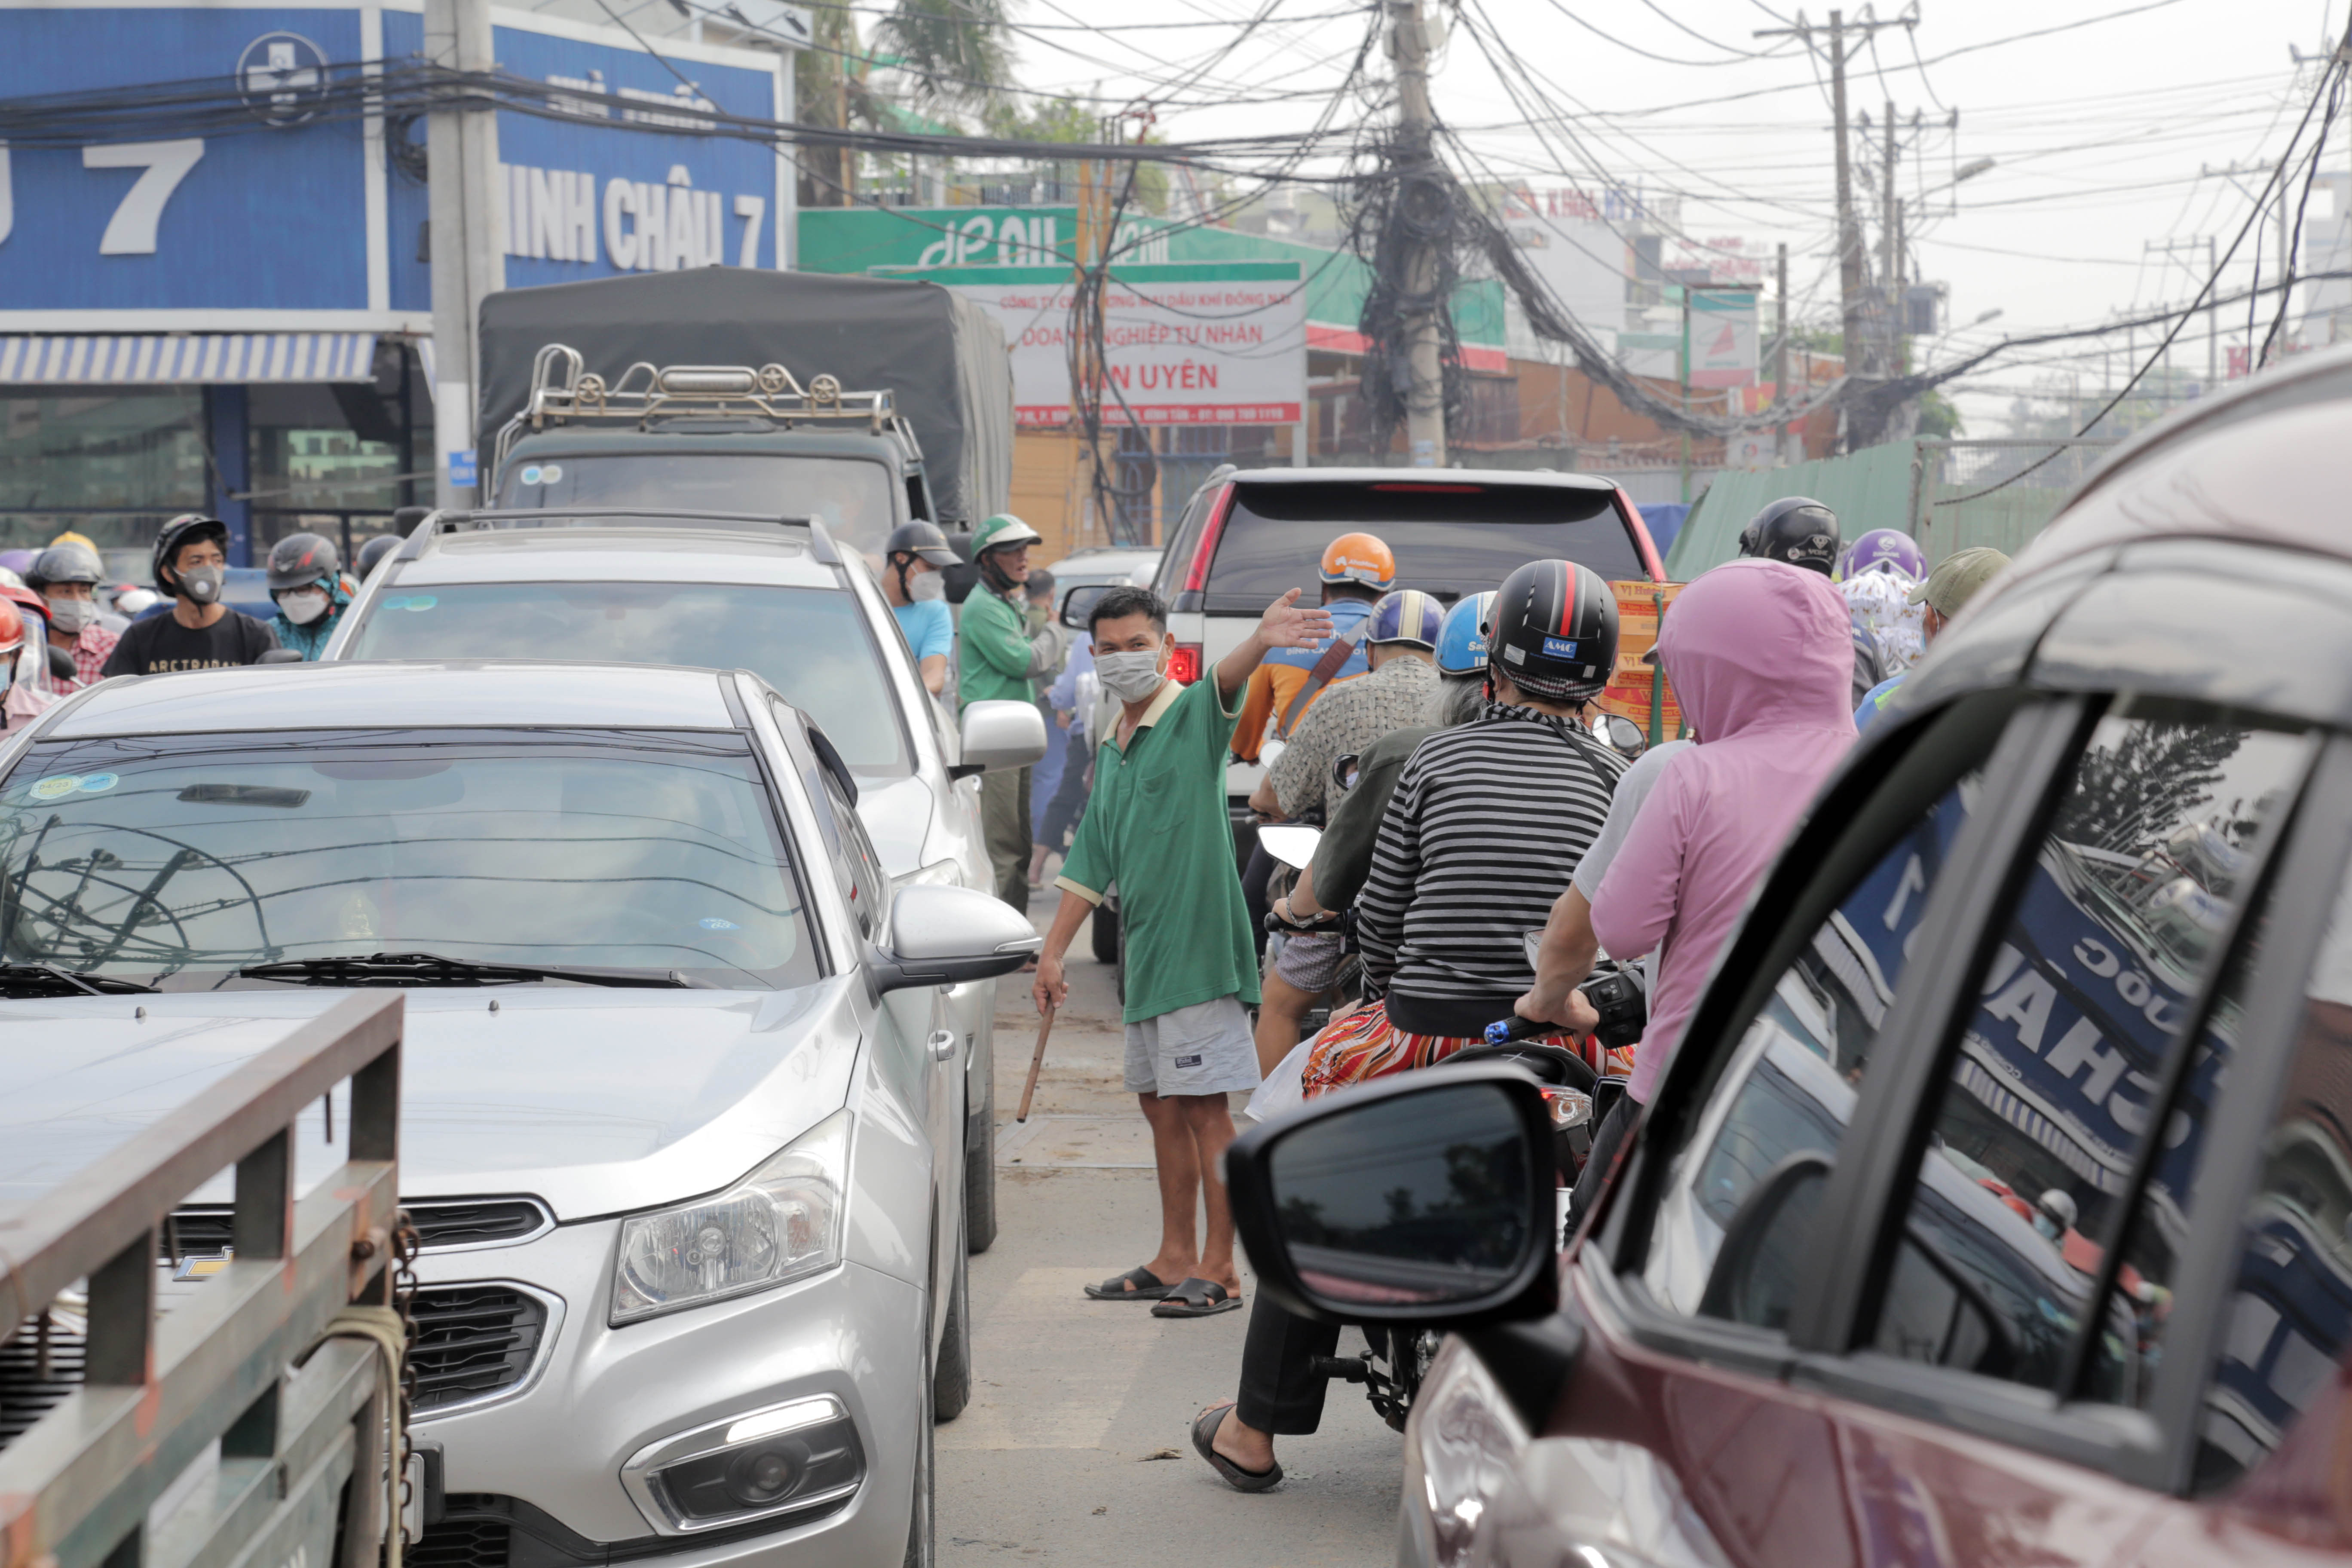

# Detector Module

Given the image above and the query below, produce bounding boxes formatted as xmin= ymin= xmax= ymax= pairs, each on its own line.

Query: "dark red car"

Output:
xmin=1227 ymin=343 xmax=2352 ymax=1565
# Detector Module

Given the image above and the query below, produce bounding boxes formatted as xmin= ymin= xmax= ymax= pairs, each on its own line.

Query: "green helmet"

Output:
xmin=971 ymin=513 xmax=1043 ymax=557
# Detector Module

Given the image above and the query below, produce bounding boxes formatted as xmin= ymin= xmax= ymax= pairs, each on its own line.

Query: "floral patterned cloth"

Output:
xmin=1840 ymin=566 xmax=1926 ymax=673
xmin=1299 ymin=995 xmax=1632 ymax=1099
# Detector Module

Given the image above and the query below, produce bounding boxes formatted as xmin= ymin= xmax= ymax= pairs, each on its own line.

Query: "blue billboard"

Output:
xmin=0 ymin=0 xmax=791 ymax=330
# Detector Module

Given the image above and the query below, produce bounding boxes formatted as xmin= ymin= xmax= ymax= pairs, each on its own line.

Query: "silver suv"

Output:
xmin=320 ymin=508 xmax=1044 ymax=1250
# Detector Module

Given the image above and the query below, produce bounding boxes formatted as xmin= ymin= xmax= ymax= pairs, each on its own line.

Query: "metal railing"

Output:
xmin=0 ymin=992 xmax=406 ymax=1568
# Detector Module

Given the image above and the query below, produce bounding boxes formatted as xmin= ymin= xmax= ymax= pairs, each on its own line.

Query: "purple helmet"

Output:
xmin=1845 ymin=528 xmax=1926 ymax=581
xmin=1366 ymin=587 xmax=1445 ymax=649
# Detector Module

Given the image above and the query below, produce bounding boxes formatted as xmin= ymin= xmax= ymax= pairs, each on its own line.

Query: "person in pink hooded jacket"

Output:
xmin=1553 ymin=559 xmax=1858 ymax=1212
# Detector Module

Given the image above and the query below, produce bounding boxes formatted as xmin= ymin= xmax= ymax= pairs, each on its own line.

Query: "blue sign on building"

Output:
xmin=0 ymin=0 xmax=794 ymax=330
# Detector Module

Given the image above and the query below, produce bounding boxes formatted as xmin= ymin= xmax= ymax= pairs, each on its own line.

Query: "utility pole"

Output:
xmin=425 ymin=0 xmax=503 ymax=508
xmin=2145 ymin=235 xmax=2218 ymax=393
xmin=1755 ymin=6 xmax=1918 ymax=449
xmin=1882 ymin=99 xmax=1899 ymax=377
xmin=1775 ymin=240 xmax=1792 ymax=465
xmin=1392 ymin=0 xmax=1445 ymax=468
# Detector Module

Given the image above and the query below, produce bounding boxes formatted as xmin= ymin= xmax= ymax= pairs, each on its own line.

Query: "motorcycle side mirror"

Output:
xmin=1604 ymin=715 xmax=1646 ymax=758
xmin=1226 ymin=1066 xmax=1559 ymax=1326
xmin=46 ymin=645 xmax=77 ymax=682
xmin=1059 ymin=584 xmax=1108 ymax=632
xmin=1332 ymin=751 xmax=1360 ymax=792
xmin=255 ymin=648 xmax=307 ymax=665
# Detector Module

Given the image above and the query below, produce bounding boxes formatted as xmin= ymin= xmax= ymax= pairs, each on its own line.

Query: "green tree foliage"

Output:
xmin=877 ymin=0 xmax=1014 ymax=116
xmin=1915 ymin=389 xmax=1964 ymax=439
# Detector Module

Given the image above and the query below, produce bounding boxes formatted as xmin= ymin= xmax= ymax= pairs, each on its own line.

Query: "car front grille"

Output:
xmin=410 ymin=1516 xmax=510 ymax=1568
xmin=160 ymin=1197 xmax=550 ymax=1262
xmin=410 ymin=1285 xmax=549 ymax=1413
xmin=0 ymin=1312 xmax=86 ymax=1453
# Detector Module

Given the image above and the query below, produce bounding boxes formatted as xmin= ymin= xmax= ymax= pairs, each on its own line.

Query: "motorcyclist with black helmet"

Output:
xmin=25 ymin=542 xmax=117 ymax=686
xmin=101 ymin=515 xmax=279 ymax=677
xmin=1736 ymin=494 xmax=1886 ymax=703
xmin=1192 ymin=559 xmax=1627 ymax=1495
xmin=878 ymin=520 xmax=960 ymax=697
xmin=266 ymin=532 xmax=352 ymax=660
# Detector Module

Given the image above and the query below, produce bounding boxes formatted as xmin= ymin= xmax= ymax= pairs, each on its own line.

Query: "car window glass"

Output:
xmin=1641 ymin=764 xmax=1984 ymax=1329
xmin=776 ymin=697 xmax=887 ymax=941
xmin=495 ymin=454 xmax=897 ymax=558
xmin=1205 ymin=483 xmax=1641 ymax=610
xmin=1874 ymin=714 xmax=2307 ymax=1401
xmin=348 ymin=582 xmax=912 ymax=776
xmin=2193 ymin=865 xmax=2352 ymax=1490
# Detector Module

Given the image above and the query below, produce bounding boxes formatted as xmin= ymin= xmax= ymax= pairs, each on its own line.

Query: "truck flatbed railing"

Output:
xmin=0 ymin=993 xmax=407 ymax=1568
xmin=391 ymin=507 xmax=840 ymax=564
xmin=491 ymin=343 xmax=903 ymax=481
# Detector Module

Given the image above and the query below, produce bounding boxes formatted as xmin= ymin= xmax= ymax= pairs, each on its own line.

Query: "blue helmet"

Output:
xmin=1366 ymin=588 xmax=1444 ymax=649
xmin=1435 ymin=591 xmax=1496 ymax=676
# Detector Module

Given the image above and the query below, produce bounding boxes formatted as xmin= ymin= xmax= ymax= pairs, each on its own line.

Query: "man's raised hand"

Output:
xmin=1258 ymin=588 xmax=1335 ymax=652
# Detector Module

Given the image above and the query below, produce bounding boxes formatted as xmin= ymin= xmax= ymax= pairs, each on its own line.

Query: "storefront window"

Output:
xmin=249 ymin=380 xmax=424 ymax=564
xmin=0 ymin=392 xmax=209 ymax=581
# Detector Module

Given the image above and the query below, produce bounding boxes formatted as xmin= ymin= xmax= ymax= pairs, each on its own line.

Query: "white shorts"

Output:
xmin=1123 ymin=994 xmax=1262 ymax=1098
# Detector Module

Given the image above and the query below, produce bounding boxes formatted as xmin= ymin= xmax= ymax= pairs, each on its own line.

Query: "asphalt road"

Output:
xmin=938 ymin=886 xmax=1404 ymax=1565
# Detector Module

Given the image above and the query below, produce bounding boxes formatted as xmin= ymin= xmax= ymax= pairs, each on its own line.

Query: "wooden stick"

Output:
xmin=1016 ymin=1004 xmax=1057 ymax=1122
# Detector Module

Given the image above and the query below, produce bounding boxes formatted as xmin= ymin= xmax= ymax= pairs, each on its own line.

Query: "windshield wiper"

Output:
xmin=236 ymin=952 xmax=694 ymax=989
xmin=0 ymin=963 xmax=160 ymax=997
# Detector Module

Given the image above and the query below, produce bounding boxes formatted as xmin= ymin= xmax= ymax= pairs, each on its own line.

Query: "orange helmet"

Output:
xmin=1318 ymin=532 xmax=1396 ymax=591
xmin=0 ymin=597 xmax=24 ymax=655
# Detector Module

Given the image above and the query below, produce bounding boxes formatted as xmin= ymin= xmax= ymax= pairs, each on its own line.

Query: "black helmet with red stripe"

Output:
xmin=1487 ymin=558 xmax=1618 ymax=702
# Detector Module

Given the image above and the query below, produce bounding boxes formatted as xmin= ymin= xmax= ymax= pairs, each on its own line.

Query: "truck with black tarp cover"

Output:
xmin=474 ymin=269 xmax=1015 ymax=560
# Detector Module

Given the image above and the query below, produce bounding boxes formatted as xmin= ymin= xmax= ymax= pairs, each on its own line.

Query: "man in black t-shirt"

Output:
xmin=102 ymin=515 xmax=279 ymax=677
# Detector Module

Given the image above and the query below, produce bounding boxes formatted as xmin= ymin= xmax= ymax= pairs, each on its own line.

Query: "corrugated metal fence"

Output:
xmin=1664 ymin=437 xmax=2118 ymax=579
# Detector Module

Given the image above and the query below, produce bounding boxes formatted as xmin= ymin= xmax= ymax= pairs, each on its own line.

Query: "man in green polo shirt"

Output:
xmin=1034 ymin=582 xmax=1334 ymax=1320
xmin=959 ymin=513 xmax=1065 ymax=910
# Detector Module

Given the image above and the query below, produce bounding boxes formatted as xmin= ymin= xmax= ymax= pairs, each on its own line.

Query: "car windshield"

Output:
xmin=0 ymin=730 xmax=819 ymax=989
xmin=1191 ymin=481 xmax=1645 ymax=612
xmin=344 ymin=582 xmax=912 ymax=776
xmin=496 ymin=454 xmax=897 ymax=558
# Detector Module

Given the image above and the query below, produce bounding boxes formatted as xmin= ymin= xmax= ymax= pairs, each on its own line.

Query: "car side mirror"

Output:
xmin=1697 ymin=1151 xmax=1832 ymax=1330
xmin=255 ymin=648 xmax=306 ymax=665
xmin=1226 ymin=1066 xmax=1559 ymax=1325
xmin=867 ymin=883 xmax=1040 ymax=993
xmin=948 ymin=699 xmax=1047 ymax=781
xmin=1059 ymin=585 xmax=1108 ymax=631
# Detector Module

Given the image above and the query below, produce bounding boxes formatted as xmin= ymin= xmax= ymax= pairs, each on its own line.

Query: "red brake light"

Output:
xmin=1182 ymin=483 xmax=1236 ymax=593
xmin=1167 ymin=643 xmax=1203 ymax=685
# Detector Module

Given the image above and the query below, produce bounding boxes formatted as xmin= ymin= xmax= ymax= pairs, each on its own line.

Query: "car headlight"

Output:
xmin=610 ymin=1109 xmax=850 ymax=1326
xmin=890 ymin=858 xmax=961 ymax=892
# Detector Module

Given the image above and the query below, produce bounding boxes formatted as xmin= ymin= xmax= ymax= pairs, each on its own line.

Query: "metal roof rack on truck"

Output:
xmin=489 ymin=343 xmax=906 ymax=481
xmin=392 ymin=507 xmax=837 ymax=564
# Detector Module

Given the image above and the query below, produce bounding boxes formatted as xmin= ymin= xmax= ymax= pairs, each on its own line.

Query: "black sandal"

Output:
xmin=1083 ymin=1265 xmax=1173 ymax=1301
xmin=1191 ymin=1403 xmax=1281 ymax=1493
xmin=1152 ymin=1277 xmax=1242 ymax=1318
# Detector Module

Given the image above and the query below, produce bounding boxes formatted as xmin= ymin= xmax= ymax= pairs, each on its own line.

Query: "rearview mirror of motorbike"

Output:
xmin=1059 ymin=584 xmax=1109 ymax=632
xmin=1225 ymin=1066 xmax=1559 ymax=1325
xmin=1332 ymin=751 xmax=1360 ymax=792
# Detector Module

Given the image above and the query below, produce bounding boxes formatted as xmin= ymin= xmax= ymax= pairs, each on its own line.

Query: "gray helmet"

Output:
xmin=26 ymin=544 xmax=103 ymax=593
xmin=266 ymin=532 xmax=340 ymax=594
xmin=883 ymin=521 xmax=959 ymax=567
xmin=355 ymin=534 xmax=401 ymax=579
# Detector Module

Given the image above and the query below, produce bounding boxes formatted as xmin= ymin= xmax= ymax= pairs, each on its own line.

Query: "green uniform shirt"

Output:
xmin=957 ymin=582 xmax=1035 ymax=710
xmin=1054 ymin=677 xmax=1261 ymax=1023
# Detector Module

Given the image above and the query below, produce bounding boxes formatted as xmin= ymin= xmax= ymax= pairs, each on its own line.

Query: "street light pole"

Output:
xmin=425 ymin=0 xmax=504 ymax=508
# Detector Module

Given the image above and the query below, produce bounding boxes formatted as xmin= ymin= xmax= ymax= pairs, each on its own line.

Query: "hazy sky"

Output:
xmin=976 ymin=0 xmax=2349 ymax=426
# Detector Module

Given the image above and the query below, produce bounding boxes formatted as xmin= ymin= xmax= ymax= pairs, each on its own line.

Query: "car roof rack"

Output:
xmin=393 ymin=507 xmax=839 ymax=564
xmin=490 ymin=343 xmax=904 ymax=483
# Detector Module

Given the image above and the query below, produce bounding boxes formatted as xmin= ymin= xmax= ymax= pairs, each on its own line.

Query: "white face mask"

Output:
xmin=909 ymin=571 xmax=947 ymax=603
xmin=1095 ymin=647 xmax=1167 ymax=703
xmin=45 ymin=597 xmax=95 ymax=634
xmin=279 ymin=589 xmax=331 ymax=625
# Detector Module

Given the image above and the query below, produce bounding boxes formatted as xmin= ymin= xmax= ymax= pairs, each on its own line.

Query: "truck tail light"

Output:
xmin=1167 ymin=643 xmax=1204 ymax=685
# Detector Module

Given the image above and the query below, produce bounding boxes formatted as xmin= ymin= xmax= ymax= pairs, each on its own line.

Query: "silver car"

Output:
xmin=0 ymin=660 xmax=1038 ymax=1566
xmin=319 ymin=508 xmax=1043 ymax=1253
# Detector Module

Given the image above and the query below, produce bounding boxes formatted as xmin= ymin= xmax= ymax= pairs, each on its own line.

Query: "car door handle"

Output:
xmin=928 ymin=1029 xmax=959 ymax=1062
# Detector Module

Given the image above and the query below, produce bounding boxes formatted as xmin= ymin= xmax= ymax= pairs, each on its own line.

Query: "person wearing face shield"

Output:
xmin=25 ymin=543 xmax=119 ymax=688
xmin=265 ymin=533 xmax=353 ymax=660
xmin=101 ymin=515 xmax=279 ymax=677
xmin=878 ymin=521 xmax=960 ymax=698
xmin=958 ymin=513 xmax=1066 ymax=910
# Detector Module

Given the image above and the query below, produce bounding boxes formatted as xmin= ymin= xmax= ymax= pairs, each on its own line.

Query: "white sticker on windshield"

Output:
xmin=77 ymin=772 xmax=119 ymax=794
xmin=519 ymin=466 xmax=543 ymax=486
xmin=400 ymin=596 xmax=437 ymax=612
xmin=538 ymin=464 xmax=563 ymax=484
xmin=699 ymin=917 xmax=740 ymax=930
xmin=28 ymin=775 xmax=80 ymax=800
